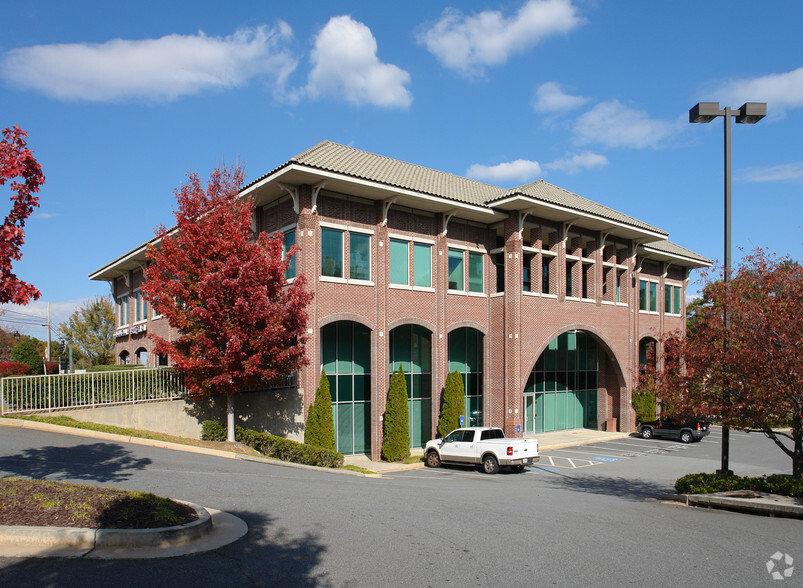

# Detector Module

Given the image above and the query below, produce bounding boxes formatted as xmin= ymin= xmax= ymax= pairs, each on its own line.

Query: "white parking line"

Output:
xmin=547 ymin=447 xmax=634 ymax=459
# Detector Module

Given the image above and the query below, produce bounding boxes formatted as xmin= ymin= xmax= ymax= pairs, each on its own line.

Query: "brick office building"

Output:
xmin=90 ymin=141 xmax=709 ymax=460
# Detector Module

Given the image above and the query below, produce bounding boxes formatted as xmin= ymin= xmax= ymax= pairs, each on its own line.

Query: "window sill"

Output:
xmin=447 ymin=290 xmax=487 ymax=298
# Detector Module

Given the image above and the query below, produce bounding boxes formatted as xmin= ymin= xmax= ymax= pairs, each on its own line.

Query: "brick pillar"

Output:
xmin=296 ymin=185 xmax=319 ymax=421
xmin=372 ymin=216 xmax=389 ymax=461
xmin=503 ymin=215 xmax=522 ymax=437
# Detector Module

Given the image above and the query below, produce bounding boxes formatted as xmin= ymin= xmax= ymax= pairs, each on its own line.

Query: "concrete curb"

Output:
xmin=0 ymin=503 xmax=249 ymax=559
xmin=0 ymin=417 xmax=363 ymax=476
xmin=661 ymin=492 xmax=803 ymax=520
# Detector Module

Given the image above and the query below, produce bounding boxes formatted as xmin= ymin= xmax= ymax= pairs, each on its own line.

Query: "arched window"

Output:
xmin=448 ymin=327 xmax=484 ymax=427
xmin=524 ymin=330 xmax=599 ymax=433
xmin=321 ymin=321 xmax=371 ymax=455
xmin=119 ymin=350 xmax=130 ymax=365
xmin=135 ymin=347 xmax=148 ymax=366
xmin=389 ymin=324 xmax=432 ymax=448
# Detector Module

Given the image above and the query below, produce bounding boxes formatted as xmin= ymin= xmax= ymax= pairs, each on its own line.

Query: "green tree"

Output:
xmin=438 ymin=370 xmax=465 ymax=437
xmin=57 ymin=297 xmax=114 ymax=366
xmin=304 ymin=370 xmax=336 ymax=452
xmin=10 ymin=337 xmax=42 ymax=375
xmin=382 ymin=366 xmax=410 ymax=462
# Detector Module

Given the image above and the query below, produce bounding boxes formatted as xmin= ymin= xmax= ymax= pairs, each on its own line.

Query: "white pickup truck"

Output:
xmin=424 ymin=427 xmax=539 ymax=474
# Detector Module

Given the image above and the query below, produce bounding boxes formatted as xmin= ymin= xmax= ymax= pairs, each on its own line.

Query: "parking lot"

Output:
xmin=395 ymin=428 xmax=721 ymax=479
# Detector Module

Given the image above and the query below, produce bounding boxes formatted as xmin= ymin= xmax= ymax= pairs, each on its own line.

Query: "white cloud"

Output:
xmin=713 ymin=66 xmax=803 ymax=117
xmin=736 ymin=162 xmax=803 ymax=183
xmin=417 ymin=0 xmax=582 ymax=78
xmin=466 ymin=159 xmax=542 ymax=183
xmin=544 ymin=151 xmax=608 ymax=174
xmin=573 ymin=100 xmax=682 ymax=149
xmin=0 ymin=24 xmax=296 ymax=102
xmin=305 ymin=16 xmax=412 ymax=109
xmin=1 ymin=297 xmax=100 ymax=340
xmin=533 ymin=81 xmax=588 ymax=113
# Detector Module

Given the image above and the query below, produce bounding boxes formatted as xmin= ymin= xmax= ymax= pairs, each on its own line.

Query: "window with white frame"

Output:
xmin=283 ymin=230 xmax=296 ymax=279
xmin=665 ymin=284 xmax=682 ymax=315
xmin=413 ymin=242 xmax=431 ymax=287
xmin=321 ymin=228 xmax=343 ymax=278
xmin=133 ymin=291 xmax=147 ymax=323
xmin=448 ymin=249 xmax=464 ymax=290
xmin=639 ymin=280 xmax=659 ymax=312
xmin=389 ymin=238 xmax=409 ymax=285
xmin=349 ymin=232 xmax=371 ymax=281
xmin=117 ymin=295 xmax=129 ymax=327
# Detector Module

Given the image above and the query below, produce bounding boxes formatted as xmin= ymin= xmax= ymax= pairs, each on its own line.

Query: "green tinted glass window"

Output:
xmin=413 ymin=243 xmax=431 ymax=287
xmin=349 ymin=232 xmax=370 ymax=280
xmin=468 ymin=252 xmax=483 ymax=293
xmin=448 ymin=249 xmax=463 ymax=290
xmin=283 ymin=230 xmax=296 ymax=279
xmin=389 ymin=239 xmax=408 ymax=285
xmin=321 ymin=228 xmax=343 ymax=278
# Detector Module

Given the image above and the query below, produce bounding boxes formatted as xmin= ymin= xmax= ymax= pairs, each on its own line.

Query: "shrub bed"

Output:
xmin=675 ymin=473 xmax=803 ymax=498
xmin=0 ymin=362 xmax=30 ymax=378
xmin=201 ymin=421 xmax=344 ymax=469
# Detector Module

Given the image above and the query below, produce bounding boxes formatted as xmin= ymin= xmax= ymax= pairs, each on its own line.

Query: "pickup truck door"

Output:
xmin=440 ymin=429 xmax=476 ymax=463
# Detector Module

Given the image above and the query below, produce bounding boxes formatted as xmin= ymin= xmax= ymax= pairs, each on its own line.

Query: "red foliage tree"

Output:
xmin=653 ymin=249 xmax=803 ymax=478
xmin=0 ymin=125 xmax=45 ymax=305
xmin=142 ymin=165 xmax=312 ymax=441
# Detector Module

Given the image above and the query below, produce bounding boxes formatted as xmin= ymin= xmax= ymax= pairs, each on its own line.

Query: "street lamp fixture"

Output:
xmin=689 ymin=101 xmax=766 ymax=476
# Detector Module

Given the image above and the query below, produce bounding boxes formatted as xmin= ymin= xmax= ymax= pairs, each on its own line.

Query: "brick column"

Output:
xmin=503 ymin=215 xmax=522 ymax=437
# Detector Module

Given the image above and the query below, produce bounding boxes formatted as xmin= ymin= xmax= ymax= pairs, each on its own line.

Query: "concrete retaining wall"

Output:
xmin=58 ymin=388 xmax=305 ymax=442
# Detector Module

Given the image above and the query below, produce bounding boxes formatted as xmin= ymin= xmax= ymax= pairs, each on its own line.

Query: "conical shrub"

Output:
xmin=382 ymin=366 xmax=410 ymax=461
xmin=438 ymin=370 xmax=465 ymax=437
xmin=305 ymin=370 xmax=336 ymax=452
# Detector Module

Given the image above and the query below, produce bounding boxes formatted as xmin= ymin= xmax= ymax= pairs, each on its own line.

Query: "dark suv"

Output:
xmin=639 ymin=418 xmax=709 ymax=443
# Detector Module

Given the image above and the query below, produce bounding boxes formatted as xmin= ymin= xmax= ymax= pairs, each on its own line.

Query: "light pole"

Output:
xmin=689 ymin=101 xmax=766 ymax=476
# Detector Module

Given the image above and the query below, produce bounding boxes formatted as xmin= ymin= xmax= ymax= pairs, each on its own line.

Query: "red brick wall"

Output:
xmin=114 ymin=184 xmax=694 ymax=458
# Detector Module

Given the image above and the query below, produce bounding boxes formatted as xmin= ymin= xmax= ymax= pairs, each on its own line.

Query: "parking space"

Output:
xmin=529 ymin=433 xmax=714 ymax=473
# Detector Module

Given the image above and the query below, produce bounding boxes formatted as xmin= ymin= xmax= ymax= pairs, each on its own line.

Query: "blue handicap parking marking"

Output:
xmin=591 ymin=456 xmax=620 ymax=462
xmin=530 ymin=466 xmax=560 ymax=473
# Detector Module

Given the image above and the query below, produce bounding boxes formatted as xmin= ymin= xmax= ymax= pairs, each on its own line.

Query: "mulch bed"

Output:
xmin=0 ymin=478 xmax=198 ymax=529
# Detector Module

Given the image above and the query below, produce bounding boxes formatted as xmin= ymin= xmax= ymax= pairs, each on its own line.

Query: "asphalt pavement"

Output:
xmin=0 ymin=419 xmax=800 ymax=587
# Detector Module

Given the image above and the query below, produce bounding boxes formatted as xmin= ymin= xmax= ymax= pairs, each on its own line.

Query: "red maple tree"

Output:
xmin=0 ymin=125 xmax=45 ymax=305
xmin=142 ymin=165 xmax=312 ymax=441
xmin=653 ymin=249 xmax=803 ymax=478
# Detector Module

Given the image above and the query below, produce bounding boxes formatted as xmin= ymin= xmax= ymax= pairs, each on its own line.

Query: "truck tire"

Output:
xmin=425 ymin=450 xmax=441 ymax=468
xmin=680 ymin=430 xmax=693 ymax=444
xmin=482 ymin=454 xmax=500 ymax=474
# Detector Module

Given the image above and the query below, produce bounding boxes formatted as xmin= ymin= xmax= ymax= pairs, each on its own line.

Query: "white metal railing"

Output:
xmin=0 ymin=368 xmax=187 ymax=416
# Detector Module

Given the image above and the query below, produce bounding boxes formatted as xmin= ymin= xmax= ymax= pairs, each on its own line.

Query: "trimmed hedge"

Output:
xmin=0 ymin=362 xmax=30 ymax=378
xmin=88 ymin=364 xmax=146 ymax=372
xmin=675 ymin=473 xmax=803 ymax=498
xmin=201 ymin=420 xmax=344 ymax=468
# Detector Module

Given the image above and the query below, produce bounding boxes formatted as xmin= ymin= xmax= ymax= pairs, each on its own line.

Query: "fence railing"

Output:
xmin=0 ymin=368 xmax=188 ymax=416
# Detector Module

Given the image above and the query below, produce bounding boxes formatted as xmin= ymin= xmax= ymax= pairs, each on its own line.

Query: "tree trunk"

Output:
xmin=227 ymin=395 xmax=235 ymax=443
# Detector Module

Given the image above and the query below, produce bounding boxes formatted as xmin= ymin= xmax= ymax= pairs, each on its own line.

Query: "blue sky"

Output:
xmin=1 ymin=0 xmax=801 ymax=340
